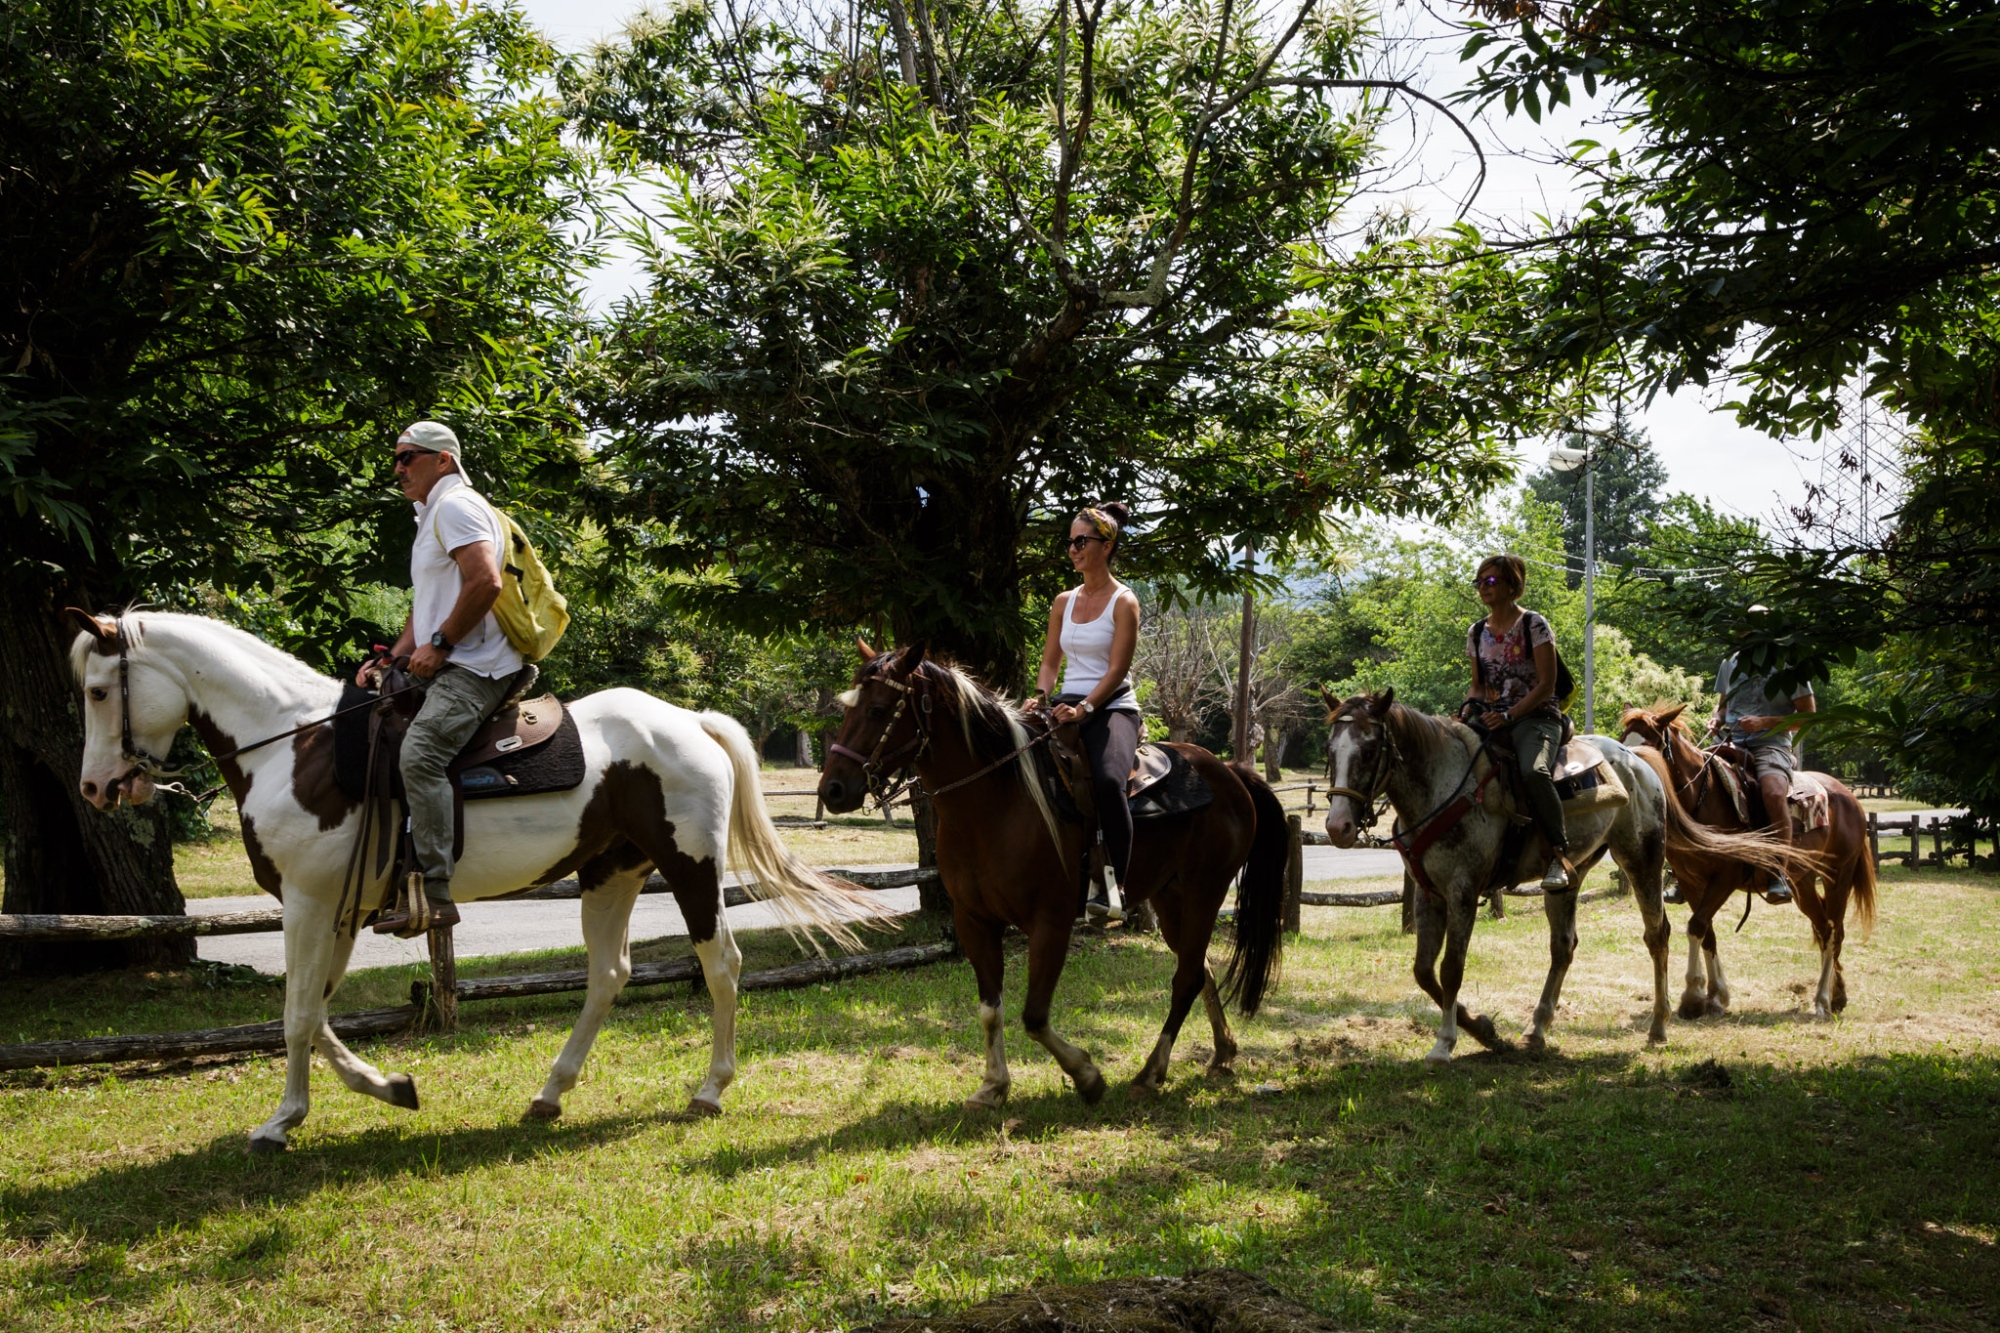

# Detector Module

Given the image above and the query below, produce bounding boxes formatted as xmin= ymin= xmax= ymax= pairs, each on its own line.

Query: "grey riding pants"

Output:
xmin=401 ymin=664 xmax=513 ymax=901
xmin=1508 ymin=712 xmax=1569 ymax=854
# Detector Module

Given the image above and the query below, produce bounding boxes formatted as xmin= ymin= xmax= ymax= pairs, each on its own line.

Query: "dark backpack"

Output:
xmin=1468 ymin=616 xmax=1576 ymax=711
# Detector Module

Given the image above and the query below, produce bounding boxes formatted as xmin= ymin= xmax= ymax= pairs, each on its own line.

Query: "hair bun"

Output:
xmin=1096 ymin=500 xmax=1130 ymax=528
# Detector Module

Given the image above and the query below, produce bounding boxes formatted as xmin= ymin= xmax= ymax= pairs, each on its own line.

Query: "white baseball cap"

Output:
xmin=397 ymin=420 xmax=460 ymax=459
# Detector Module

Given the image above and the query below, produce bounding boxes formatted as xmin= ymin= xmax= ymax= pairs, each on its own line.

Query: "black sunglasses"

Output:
xmin=393 ymin=449 xmax=435 ymax=470
xmin=1475 ymin=574 xmax=1508 ymax=588
xmin=1066 ymin=535 xmax=1108 ymax=552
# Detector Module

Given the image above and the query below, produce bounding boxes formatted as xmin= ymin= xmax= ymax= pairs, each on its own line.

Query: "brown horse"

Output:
xmin=818 ymin=644 xmax=1290 ymax=1106
xmin=1619 ymin=704 xmax=1877 ymax=1019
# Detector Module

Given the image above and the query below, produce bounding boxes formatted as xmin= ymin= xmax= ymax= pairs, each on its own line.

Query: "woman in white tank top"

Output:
xmin=1024 ymin=502 xmax=1142 ymax=920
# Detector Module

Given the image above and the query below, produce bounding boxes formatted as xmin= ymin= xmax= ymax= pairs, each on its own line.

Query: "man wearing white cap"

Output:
xmin=357 ymin=420 xmax=522 ymax=931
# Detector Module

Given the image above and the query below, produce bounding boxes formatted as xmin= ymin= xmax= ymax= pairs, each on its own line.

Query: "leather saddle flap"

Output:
xmin=1126 ymin=743 xmax=1175 ymax=800
xmin=449 ymin=694 xmax=565 ymax=772
xmin=1128 ymin=743 xmax=1214 ymax=822
xmin=1551 ymin=738 xmax=1606 ymax=783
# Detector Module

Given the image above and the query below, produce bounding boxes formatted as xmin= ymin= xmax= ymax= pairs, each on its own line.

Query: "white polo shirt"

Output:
xmin=411 ymin=472 xmax=523 ymax=681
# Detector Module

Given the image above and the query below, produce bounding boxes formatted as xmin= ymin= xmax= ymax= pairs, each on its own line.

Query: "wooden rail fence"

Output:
xmin=1866 ymin=812 xmax=1997 ymax=870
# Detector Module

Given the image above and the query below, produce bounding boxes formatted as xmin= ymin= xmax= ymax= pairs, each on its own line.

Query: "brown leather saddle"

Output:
xmin=1023 ymin=715 xmax=1214 ymax=827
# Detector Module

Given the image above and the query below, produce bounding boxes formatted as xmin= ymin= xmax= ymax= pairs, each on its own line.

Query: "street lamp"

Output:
xmin=1548 ymin=443 xmax=1595 ymax=731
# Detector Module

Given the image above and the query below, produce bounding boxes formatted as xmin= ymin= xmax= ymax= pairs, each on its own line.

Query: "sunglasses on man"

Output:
xmin=1065 ymin=535 xmax=1108 ymax=552
xmin=393 ymin=449 xmax=439 ymax=470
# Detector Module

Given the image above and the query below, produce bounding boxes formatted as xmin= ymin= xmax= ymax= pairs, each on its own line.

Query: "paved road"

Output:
xmin=191 ymin=844 xmax=1410 ymax=974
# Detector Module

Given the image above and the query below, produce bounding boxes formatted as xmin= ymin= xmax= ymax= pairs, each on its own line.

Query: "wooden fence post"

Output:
xmin=426 ymin=924 xmax=458 ymax=1035
xmin=1909 ymin=817 xmax=1920 ymax=869
xmin=1400 ymin=868 xmax=1416 ymax=935
xmin=1931 ymin=820 xmax=1945 ymax=869
xmin=1283 ymin=815 xmax=1303 ymax=934
xmin=1868 ymin=811 xmax=1879 ymax=865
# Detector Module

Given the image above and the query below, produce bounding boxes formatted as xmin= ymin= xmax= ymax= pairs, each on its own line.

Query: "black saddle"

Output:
xmin=1029 ymin=723 xmax=1214 ymax=826
xmin=333 ymin=663 xmax=586 ymax=805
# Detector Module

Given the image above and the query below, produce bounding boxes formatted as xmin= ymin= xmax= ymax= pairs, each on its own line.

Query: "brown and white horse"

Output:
xmin=70 ymin=611 xmax=879 ymax=1152
xmin=1619 ymin=703 xmax=1876 ymax=1019
xmin=818 ymin=645 xmax=1289 ymax=1105
xmin=1320 ymin=690 xmax=1792 ymax=1061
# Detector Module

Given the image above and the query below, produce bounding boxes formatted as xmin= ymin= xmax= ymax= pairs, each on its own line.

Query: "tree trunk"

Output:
xmin=1264 ymin=728 xmax=1288 ymax=782
xmin=795 ymin=727 xmax=813 ymax=768
xmin=0 ymin=579 xmax=188 ymax=974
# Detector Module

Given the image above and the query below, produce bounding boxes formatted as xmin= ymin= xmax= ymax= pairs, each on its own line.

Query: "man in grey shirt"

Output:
xmin=1711 ymin=651 xmax=1817 ymax=904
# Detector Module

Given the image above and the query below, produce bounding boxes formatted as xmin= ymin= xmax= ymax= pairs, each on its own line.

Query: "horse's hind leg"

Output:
xmin=314 ymin=922 xmax=418 ymax=1110
xmin=1616 ymin=838 xmax=1673 ymax=1043
xmin=1131 ymin=890 xmax=1212 ymax=1096
xmin=1526 ymin=883 xmax=1579 ymax=1052
xmin=1701 ymin=915 xmax=1732 ymax=1016
xmin=1022 ymin=909 xmax=1105 ymax=1104
xmin=1679 ymin=907 xmax=1712 ymax=1019
xmin=687 ymin=900 xmax=743 ymax=1115
xmin=959 ymin=909 xmax=1011 ymax=1110
xmin=527 ymin=863 xmax=646 ymax=1121
xmin=1410 ymin=891 xmax=1453 ymax=1062
xmin=250 ymin=891 xmax=342 ymax=1153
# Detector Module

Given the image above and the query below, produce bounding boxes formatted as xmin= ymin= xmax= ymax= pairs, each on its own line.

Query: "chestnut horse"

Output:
xmin=1320 ymin=690 xmax=1791 ymax=1061
xmin=818 ymin=645 xmax=1289 ymax=1105
xmin=1620 ymin=704 xmax=1876 ymax=1019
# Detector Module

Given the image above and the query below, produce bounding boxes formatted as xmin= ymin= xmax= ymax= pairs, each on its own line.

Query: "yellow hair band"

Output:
xmin=1079 ymin=508 xmax=1118 ymax=540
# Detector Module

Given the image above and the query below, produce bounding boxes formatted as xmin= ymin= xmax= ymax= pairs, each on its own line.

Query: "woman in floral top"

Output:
xmin=1465 ymin=554 xmax=1570 ymax=890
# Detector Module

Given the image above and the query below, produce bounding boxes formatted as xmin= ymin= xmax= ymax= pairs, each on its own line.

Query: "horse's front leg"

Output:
xmin=315 ymin=916 xmax=418 ymax=1110
xmin=1021 ymin=907 xmax=1105 ymax=1104
xmin=250 ymin=890 xmax=343 ymax=1153
xmin=527 ymin=869 xmax=645 ymax=1121
xmin=1410 ymin=886 xmax=1453 ymax=1063
xmin=958 ymin=909 xmax=1010 ymax=1110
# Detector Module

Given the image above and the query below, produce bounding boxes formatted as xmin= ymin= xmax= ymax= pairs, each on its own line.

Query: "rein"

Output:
xmin=1327 ymin=710 xmax=1498 ymax=901
xmin=830 ymin=665 xmax=1055 ymax=808
xmin=112 ymin=626 xmax=400 ymax=806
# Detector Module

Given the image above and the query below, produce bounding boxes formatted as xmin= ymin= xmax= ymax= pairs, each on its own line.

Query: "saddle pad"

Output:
xmin=1714 ymin=758 xmax=1752 ymax=824
xmin=1788 ymin=771 xmax=1831 ymax=833
xmin=1128 ymin=744 xmax=1214 ymax=822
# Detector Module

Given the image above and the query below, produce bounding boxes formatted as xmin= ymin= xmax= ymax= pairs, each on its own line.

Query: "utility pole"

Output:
xmin=1233 ymin=538 xmax=1255 ymax=761
xmin=1583 ymin=448 xmax=1596 ymax=733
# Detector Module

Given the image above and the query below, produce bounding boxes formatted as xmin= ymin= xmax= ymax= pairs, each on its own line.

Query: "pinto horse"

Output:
xmin=70 ymin=612 xmax=880 ymax=1151
xmin=1619 ymin=703 xmax=1876 ymax=1019
xmin=1319 ymin=690 xmax=1792 ymax=1061
xmin=817 ymin=644 xmax=1289 ymax=1105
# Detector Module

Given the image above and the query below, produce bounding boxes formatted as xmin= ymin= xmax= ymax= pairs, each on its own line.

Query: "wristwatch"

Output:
xmin=1077 ymin=700 xmax=1095 ymax=717
xmin=430 ymin=631 xmax=454 ymax=654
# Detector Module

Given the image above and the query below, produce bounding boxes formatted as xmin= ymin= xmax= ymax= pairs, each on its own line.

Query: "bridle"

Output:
xmin=1323 ymin=712 xmax=1399 ymax=831
xmin=826 ymin=669 xmax=935 ymax=808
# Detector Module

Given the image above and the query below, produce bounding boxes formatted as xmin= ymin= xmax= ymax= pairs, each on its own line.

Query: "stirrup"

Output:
xmin=371 ymin=872 xmax=434 ymax=938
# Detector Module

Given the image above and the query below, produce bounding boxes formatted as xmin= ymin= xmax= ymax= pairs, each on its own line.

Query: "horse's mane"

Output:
xmin=69 ymin=611 xmax=330 ymax=693
xmin=909 ymin=657 xmax=1062 ymax=852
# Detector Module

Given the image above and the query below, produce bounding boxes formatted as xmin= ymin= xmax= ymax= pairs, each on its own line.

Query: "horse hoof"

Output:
xmin=1647 ymin=1027 xmax=1669 ymax=1046
xmin=1127 ymin=1077 xmax=1164 ymax=1101
xmin=1205 ymin=1060 xmax=1236 ymax=1080
xmin=1678 ymin=998 xmax=1707 ymax=1021
xmin=1465 ymin=1016 xmax=1511 ymax=1052
xmin=385 ymin=1073 xmax=420 ymax=1111
xmin=686 ymin=1097 xmax=723 ymax=1118
xmin=247 ymin=1134 xmax=288 ymax=1155
xmin=963 ymin=1089 xmax=1008 ymax=1112
xmin=1075 ymin=1067 xmax=1108 ymax=1105
xmin=1704 ymin=1000 xmax=1728 ymax=1019
xmin=1524 ymin=1032 xmax=1548 ymax=1054
xmin=523 ymin=1098 xmax=562 ymax=1122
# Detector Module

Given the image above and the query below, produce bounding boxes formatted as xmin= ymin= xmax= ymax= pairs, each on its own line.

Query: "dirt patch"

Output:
xmin=858 ymin=1269 xmax=1347 ymax=1332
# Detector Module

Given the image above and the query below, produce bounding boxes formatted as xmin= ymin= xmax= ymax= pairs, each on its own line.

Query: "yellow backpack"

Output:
xmin=440 ymin=493 xmax=569 ymax=661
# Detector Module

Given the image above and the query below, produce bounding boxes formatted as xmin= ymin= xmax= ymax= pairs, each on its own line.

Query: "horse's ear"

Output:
xmin=1660 ymin=702 xmax=1688 ymax=727
xmin=1369 ymin=686 xmax=1395 ymax=718
xmin=855 ymin=636 xmax=877 ymax=661
xmin=1318 ymin=684 xmax=1340 ymax=717
xmin=894 ymin=643 xmax=927 ymax=676
xmin=65 ymin=608 xmax=115 ymax=645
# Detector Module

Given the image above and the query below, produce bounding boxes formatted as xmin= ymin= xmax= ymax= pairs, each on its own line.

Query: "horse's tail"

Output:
xmin=698 ymin=711 xmax=891 ymax=954
xmin=1846 ymin=809 xmax=1879 ymax=937
xmin=1657 ymin=776 xmax=1803 ymax=885
xmin=1219 ymin=764 xmax=1289 ymax=1017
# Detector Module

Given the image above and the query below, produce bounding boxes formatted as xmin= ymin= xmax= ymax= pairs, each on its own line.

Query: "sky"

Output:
xmin=516 ymin=0 xmax=1836 ymax=532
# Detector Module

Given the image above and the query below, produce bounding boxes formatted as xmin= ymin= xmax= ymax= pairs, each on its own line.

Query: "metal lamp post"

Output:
xmin=1548 ymin=442 xmax=1595 ymax=731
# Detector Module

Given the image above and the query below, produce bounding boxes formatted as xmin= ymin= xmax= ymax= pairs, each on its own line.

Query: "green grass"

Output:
xmin=4 ymin=865 xmax=1998 ymax=1330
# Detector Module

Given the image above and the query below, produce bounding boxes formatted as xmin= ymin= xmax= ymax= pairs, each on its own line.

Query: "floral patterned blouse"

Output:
xmin=1467 ymin=610 xmax=1557 ymax=715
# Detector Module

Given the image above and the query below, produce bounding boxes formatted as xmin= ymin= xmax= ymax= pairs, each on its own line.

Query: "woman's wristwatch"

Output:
xmin=1077 ymin=700 xmax=1095 ymax=717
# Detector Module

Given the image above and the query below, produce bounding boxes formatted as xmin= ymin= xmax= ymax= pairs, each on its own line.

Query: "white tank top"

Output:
xmin=1058 ymin=585 xmax=1138 ymax=710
